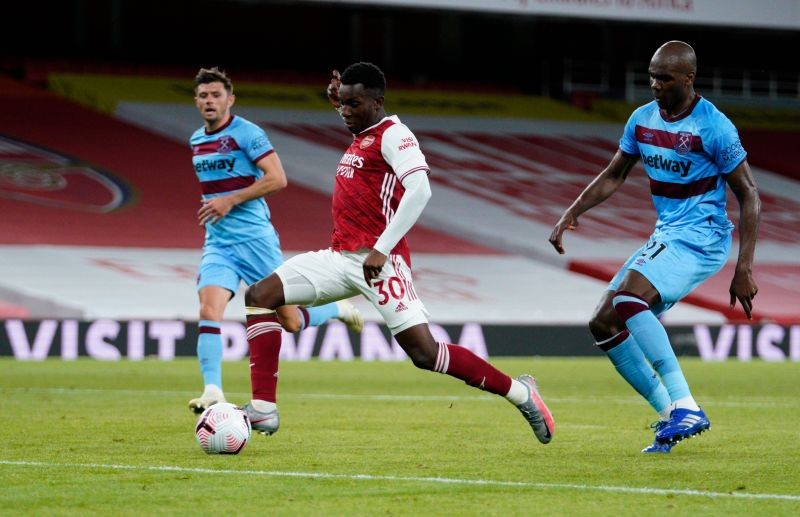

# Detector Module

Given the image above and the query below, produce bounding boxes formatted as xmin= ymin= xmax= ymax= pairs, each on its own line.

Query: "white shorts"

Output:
xmin=275 ymin=248 xmax=429 ymax=334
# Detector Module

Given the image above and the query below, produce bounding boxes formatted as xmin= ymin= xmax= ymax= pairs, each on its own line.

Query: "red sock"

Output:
xmin=434 ymin=342 xmax=512 ymax=396
xmin=246 ymin=314 xmax=283 ymax=403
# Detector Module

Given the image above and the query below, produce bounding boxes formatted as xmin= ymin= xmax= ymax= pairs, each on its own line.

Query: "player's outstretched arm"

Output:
xmin=725 ymin=160 xmax=761 ymax=319
xmin=549 ymin=150 xmax=638 ymax=254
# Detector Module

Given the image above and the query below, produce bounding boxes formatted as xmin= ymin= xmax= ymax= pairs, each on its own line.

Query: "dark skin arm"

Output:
xmin=725 ymin=160 xmax=761 ymax=319
xmin=549 ymin=150 xmax=639 ymax=254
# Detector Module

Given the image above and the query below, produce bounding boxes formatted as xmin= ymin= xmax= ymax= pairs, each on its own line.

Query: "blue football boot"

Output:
xmin=656 ymin=407 xmax=710 ymax=444
xmin=642 ymin=421 xmax=672 ymax=453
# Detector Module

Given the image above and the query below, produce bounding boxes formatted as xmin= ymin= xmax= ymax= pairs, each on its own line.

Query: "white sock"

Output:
xmin=505 ymin=379 xmax=528 ymax=406
xmin=202 ymin=384 xmax=224 ymax=397
xmin=336 ymin=300 xmax=351 ymax=319
xmin=251 ymin=399 xmax=277 ymax=412
xmin=658 ymin=406 xmax=672 ymax=421
xmin=672 ymin=396 xmax=700 ymax=411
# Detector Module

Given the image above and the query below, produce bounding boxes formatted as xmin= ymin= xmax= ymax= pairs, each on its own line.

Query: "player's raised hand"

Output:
xmin=729 ymin=269 xmax=758 ymax=320
xmin=326 ymin=69 xmax=342 ymax=109
xmin=549 ymin=211 xmax=579 ymax=254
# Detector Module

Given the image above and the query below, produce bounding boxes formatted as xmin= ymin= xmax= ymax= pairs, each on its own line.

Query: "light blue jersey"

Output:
xmin=619 ymin=96 xmax=745 ymax=233
xmin=611 ymin=96 xmax=746 ymax=305
xmin=190 ymin=115 xmax=275 ymax=246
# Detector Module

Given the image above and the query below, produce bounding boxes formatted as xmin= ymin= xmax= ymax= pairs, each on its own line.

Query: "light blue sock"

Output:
xmin=626 ymin=311 xmax=691 ymax=401
xmin=197 ymin=320 xmax=223 ymax=389
xmin=605 ymin=334 xmax=672 ymax=414
xmin=306 ymin=302 xmax=340 ymax=327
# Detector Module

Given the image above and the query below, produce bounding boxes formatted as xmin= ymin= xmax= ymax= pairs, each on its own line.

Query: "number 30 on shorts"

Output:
xmin=373 ymin=277 xmax=406 ymax=305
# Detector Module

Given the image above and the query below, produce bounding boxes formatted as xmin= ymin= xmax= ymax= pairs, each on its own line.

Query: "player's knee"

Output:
xmin=409 ymin=354 xmax=435 ymax=371
xmin=406 ymin=347 xmax=437 ymax=371
xmin=394 ymin=325 xmax=437 ymax=370
xmin=280 ymin=316 xmax=302 ymax=333
xmin=198 ymin=306 xmax=221 ymax=321
xmin=245 ymin=275 xmax=285 ymax=310
xmin=245 ymin=282 xmax=272 ymax=308
xmin=244 ymin=284 xmax=257 ymax=307
xmin=281 ymin=321 xmax=302 ymax=333
xmin=589 ymin=311 xmax=620 ymax=341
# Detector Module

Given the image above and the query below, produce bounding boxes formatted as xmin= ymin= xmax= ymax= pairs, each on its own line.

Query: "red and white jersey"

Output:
xmin=331 ymin=115 xmax=429 ymax=265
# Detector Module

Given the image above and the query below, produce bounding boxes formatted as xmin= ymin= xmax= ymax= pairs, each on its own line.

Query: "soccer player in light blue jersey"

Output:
xmin=549 ymin=41 xmax=761 ymax=453
xmin=187 ymin=67 xmax=363 ymax=415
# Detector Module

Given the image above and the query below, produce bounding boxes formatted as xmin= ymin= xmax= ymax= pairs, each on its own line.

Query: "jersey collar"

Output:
xmin=205 ymin=114 xmax=235 ymax=135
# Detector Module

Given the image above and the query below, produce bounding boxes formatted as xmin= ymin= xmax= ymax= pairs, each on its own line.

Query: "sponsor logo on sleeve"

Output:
xmin=251 ymin=135 xmax=269 ymax=153
xmin=398 ymin=137 xmax=417 ymax=151
xmin=721 ymin=139 xmax=745 ymax=165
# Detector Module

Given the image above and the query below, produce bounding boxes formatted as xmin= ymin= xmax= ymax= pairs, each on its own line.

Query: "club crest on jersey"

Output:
xmin=359 ymin=135 xmax=376 ymax=149
xmin=674 ymin=131 xmax=693 ymax=155
xmin=217 ymin=136 xmax=234 ymax=154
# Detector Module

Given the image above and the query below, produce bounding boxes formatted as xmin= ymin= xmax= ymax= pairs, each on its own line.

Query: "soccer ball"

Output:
xmin=195 ymin=403 xmax=251 ymax=454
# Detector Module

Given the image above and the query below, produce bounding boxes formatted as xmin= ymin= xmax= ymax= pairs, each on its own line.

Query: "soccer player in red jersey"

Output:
xmin=241 ymin=62 xmax=554 ymax=443
xmin=187 ymin=67 xmax=364 ymax=414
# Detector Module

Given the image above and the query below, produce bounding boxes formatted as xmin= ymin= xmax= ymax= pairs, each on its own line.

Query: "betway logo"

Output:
xmin=641 ymin=153 xmax=691 ymax=177
xmin=194 ymin=158 xmax=236 ymax=173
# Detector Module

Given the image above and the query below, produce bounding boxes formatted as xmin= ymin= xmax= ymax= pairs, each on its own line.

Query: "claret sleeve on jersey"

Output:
xmin=381 ymin=123 xmax=430 ymax=180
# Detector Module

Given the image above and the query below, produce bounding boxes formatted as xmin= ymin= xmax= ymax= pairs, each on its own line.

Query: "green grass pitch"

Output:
xmin=1 ymin=357 xmax=798 ymax=515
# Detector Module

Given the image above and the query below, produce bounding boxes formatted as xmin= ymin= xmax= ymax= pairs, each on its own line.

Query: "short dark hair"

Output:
xmin=195 ymin=67 xmax=233 ymax=94
xmin=341 ymin=62 xmax=386 ymax=96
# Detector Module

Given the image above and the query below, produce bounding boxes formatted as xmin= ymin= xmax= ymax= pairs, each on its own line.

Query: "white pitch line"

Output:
xmin=1 ymin=386 xmax=797 ymax=408
xmin=1 ymin=460 xmax=798 ymax=502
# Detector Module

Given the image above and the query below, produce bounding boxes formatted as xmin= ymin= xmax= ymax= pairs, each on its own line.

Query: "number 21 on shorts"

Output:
xmin=640 ymin=239 xmax=667 ymax=261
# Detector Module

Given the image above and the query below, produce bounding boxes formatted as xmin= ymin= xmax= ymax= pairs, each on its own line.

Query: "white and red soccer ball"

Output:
xmin=195 ymin=403 xmax=251 ymax=454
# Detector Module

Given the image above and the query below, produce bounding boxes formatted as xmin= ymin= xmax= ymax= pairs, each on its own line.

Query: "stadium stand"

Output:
xmin=1 ymin=73 xmax=798 ymax=324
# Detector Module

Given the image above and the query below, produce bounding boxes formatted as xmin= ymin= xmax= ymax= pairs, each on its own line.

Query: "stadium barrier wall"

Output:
xmin=1 ymin=319 xmax=798 ymax=362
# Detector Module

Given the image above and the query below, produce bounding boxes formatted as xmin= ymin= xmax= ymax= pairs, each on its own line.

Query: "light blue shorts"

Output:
xmin=608 ymin=225 xmax=732 ymax=314
xmin=197 ymin=233 xmax=284 ymax=296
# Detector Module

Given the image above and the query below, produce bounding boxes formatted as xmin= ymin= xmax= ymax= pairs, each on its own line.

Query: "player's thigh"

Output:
xmin=274 ymin=249 xmax=356 ymax=306
xmin=198 ymin=285 xmax=233 ymax=320
xmin=342 ymin=251 xmax=429 ymax=335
